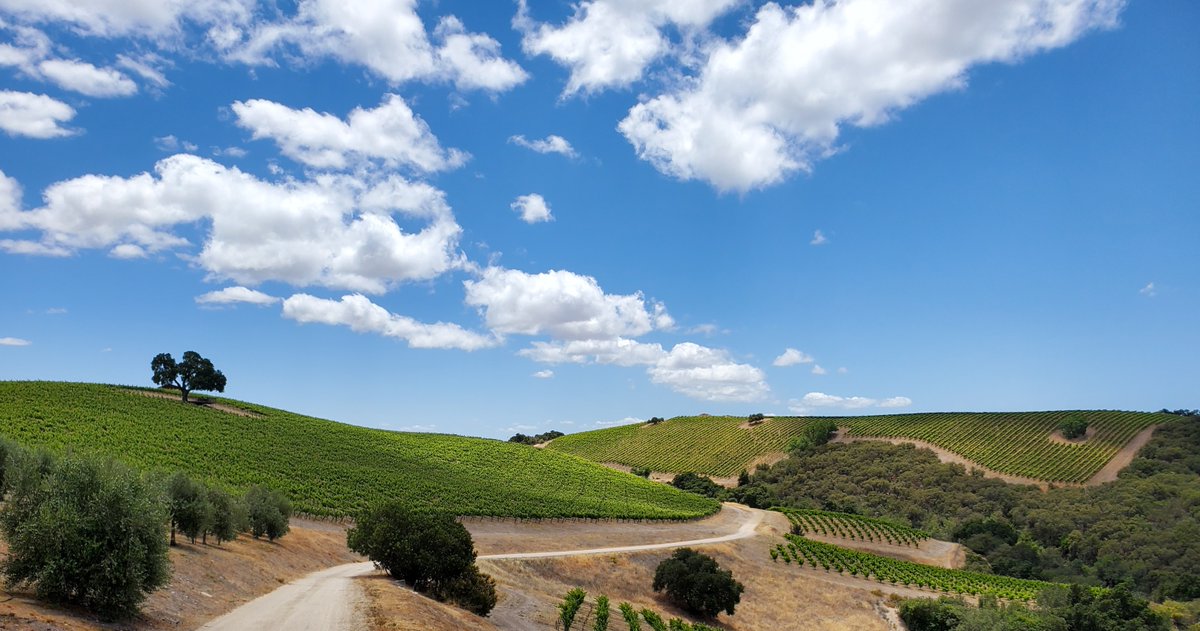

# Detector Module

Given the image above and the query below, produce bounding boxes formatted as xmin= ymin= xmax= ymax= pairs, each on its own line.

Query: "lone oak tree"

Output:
xmin=151 ymin=351 xmax=227 ymax=403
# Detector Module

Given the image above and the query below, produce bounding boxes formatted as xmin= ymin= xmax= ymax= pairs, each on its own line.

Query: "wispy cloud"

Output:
xmin=0 ymin=337 xmax=32 ymax=346
xmin=1139 ymin=282 xmax=1156 ymax=297
xmin=773 ymin=348 xmax=814 ymax=367
xmin=810 ymin=230 xmax=828 ymax=246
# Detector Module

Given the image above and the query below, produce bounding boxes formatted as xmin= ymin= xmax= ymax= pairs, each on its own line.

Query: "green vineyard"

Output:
xmin=0 ymin=382 xmax=718 ymax=520
xmin=772 ymin=507 xmax=929 ymax=547
xmin=549 ymin=410 xmax=1171 ymax=483
xmin=772 ymin=535 xmax=1063 ymax=601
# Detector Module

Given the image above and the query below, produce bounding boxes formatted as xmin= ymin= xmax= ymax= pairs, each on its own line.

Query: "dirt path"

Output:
xmin=196 ymin=561 xmax=372 ymax=631
xmin=121 ymin=388 xmax=264 ymax=418
xmin=831 ymin=426 xmax=1160 ymax=489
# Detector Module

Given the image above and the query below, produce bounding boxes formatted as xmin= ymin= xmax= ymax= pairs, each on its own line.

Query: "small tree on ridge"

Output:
xmin=151 ymin=351 xmax=227 ymax=403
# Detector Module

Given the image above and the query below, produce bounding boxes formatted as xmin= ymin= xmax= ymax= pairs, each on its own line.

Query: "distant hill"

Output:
xmin=547 ymin=410 xmax=1171 ymax=483
xmin=0 ymin=382 xmax=717 ymax=519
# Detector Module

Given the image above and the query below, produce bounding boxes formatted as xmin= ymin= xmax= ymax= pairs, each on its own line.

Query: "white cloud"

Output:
xmin=108 ymin=243 xmax=146 ymax=259
xmin=789 ymin=391 xmax=913 ymax=414
xmin=44 ymin=307 xmax=67 ymax=314
xmin=36 ymin=59 xmax=137 ymax=97
xmin=532 ymin=369 xmax=554 ymax=379
xmin=232 ymin=94 xmax=467 ymax=172
xmin=520 ymin=337 xmax=667 ymax=367
xmin=773 ymin=347 xmax=814 ymax=367
xmin=511 ymin=193 xmax=553 ymax=224
xmin=811 ymin=364 xmax=827 ymax=375
xmin=648 ymin=342 xmax=768 ymax=402
xmin=117 ymin=53 xmax=170 ymax=88
xmin=0 ymin=169 xmax=22 ymax=230
xmin=464 ymin=267 xmax=670 ymax=341
xmin=509 ymin=134 xmax=577 ymax=158
xmin=1139 ymin=282 xmax=1156 ymax=297
xmin=282 ymin=293 xmax=497 ymax=351
xmin=0 ymin=337 xmax=31 ymax=346
xmin=0 ymin=90 xmax=76 ymax=138
xmin=516 ymin=0 xmax=738 ymax=95
xmin=811 ymin=229 xmax=828 ymax=246
xmin=0 ymin=0 xmax=253 ymax=37
xmin=619 ymin=0 xmax=1123 ymax=191
xmin=226 ymin=0 xmax=525 ymax=92
xmin=879 ymin=396 xmax=913 ymax=408
xmin=837 ymin=366 xmax=849 ymax=374
xmin=196 ymin=286 xmax=280 ymax=306
xmin=154 ymin=135 xmax=198 ymax=152
xmin=0 ymin=154 xmax=465 ymax=293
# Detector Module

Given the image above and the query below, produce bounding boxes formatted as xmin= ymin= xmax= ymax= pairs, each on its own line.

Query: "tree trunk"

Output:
xmin=171 ymin=522 xmax=177 ymax=546
xmin=181 ymin=388 xmax=189 ymax=403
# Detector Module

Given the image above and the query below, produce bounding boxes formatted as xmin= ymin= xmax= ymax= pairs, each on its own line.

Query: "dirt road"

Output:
xmin=193 ymin=504 xmax=761 ymax=630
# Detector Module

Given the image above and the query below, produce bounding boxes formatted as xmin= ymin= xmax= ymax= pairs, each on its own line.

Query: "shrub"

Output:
xmin=1 ymin=452 xmax=170 ymax=620
xmin=167 ymin=472 xmax=210 ymax=545
xmin=205 ymin=487 xmax=245 ymax=545
xmin=245 ymin=484 xmax=291 ymax=540
xmin=1058 ymin=414 xmax=1089 ymax=440
xmin=898 ymin=598 xmax=962 ymax=631
xmin=431 ymin=565 xmax=497 ymax=617
xmin=559 ymin=587 xmax=587 ymax=630
xmin=670 ymin=472 xmax=723 ymax=498
xmin=594 ymin=594 xmax=610 ymax=631
xmin=652 ymin=548 xmax=744 ymax=618
xmin=631 ymin=466 xmax=652 ymax=478
xmin=619 ymin=602 xmax=642 ymax=631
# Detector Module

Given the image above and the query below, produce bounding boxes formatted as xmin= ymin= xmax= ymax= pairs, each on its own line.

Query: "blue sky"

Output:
xmin=1 ymin=0 xmax=1196 ymax=439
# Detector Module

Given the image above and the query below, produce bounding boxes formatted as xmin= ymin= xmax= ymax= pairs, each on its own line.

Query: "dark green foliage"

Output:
xmin=507 ymin=430 xmax=565 ymax=445
xmin=736 ymin=469 xmax=750 ymax=486
xmin=1059 ymin=414 xmax=1089 ymax=440
xmin=619 ymin=602 xmax=641 ymax=631
xmin=245 ymin=484 xmax=291 ymax=540
xmin=559 ymin=588 xmax=587 ymax=630
xmin=652 ymin=548 xmax=744 ymax=618
xmin=631 ymin=466 xmax=652 ymax=478
xmin=901 ymin=585 xmax=1169 ymax=631
xmin=0 ymin=452 xmax=170 ymax=621
xmin=747 ymin=413 xmax=766 ymax=424
xmin=167 ymin=472 xmax=210 ymax=545
xmin=205 ymin=487 xmax=244 ymax=545
xmin=430 ymin=565 xmax=497 ymax=617
xmin=646 ymin=417 xmax=665 ymax=425
xmin=594 ymin=594 xmax=610 ymax=631
xmin=348 ymin=501 xmax=473 ymax=588
xmin=899 ymin=598 xmax=962 ymax=631
xmin=151 ymin=351 xmax=227 ymax=403
xmin=670 ymin=472 xmax=723 ymax=498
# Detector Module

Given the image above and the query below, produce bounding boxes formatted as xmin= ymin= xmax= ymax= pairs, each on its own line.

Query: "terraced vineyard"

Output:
xmin=546 ymin=415 xmax=813 ymax=477
xmin=773 ymin=508 xmax=929 ymax=547
xmin=0 ymin=382 xmax=717 ymax=519
xmin=549 ymin=410 xmax=1170 ymax=483
xmin=773 ymin=535 xmax=1062 ymax=600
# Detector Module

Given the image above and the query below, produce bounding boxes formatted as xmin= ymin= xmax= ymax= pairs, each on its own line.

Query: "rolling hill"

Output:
xmin=547 ymin=410 xmax=1171 ymax=483
xmin=0 ymin=382 xmax=717 ymax=519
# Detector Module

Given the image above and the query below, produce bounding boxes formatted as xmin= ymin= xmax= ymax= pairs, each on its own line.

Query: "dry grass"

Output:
xmin=356 ymin=574 xmax=499 ymax=631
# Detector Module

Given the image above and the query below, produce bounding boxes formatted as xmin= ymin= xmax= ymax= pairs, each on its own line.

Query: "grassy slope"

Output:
xmin=549 ymin=411 xmax=1171 ymax=482
xmin=0 ymin=382 xmax=717 ymax=519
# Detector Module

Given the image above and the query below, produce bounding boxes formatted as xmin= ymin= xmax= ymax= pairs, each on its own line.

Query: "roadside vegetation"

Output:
xmin=0 ymin=382 xmax=717 ymax=519
xmin=549 ymin=410 xmax=1170 ymax=482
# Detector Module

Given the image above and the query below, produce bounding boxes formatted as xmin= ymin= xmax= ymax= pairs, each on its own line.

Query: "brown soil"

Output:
xmin=356 ymin=573 xmax=498 ymax=631
xmin=1087 ymin=425 xmax=1159 ymax=484
xmin=121 ymin=388 xmax=264 ymax=418
xmin=0 ymin=518 xmax=359 ymax=630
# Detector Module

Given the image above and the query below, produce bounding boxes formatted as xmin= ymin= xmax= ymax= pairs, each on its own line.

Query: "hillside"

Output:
xmin=0 ymin=382 xmax=717 ymax=519
xmin=547 ymin=410 xmax=1171 ymax=483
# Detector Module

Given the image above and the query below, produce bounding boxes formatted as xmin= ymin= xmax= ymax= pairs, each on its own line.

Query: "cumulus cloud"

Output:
xmin=516 ymin=0 xmax=738 ymax=95
xmin=232 ymin=94 xmax=467 ymax=172
xmin=282 ymin=293 xmax=497 ymax=351
xmin=532 ymin=369 xmax=554 ymax=379
xmin=519 ymin=337 xmax=667 ymax=367
xmin=0 ymin=336 xmax=31 ymax=346
xmin=811 ymin=364 xmax=827 ymax=375
xmin=648 ymin=342 xmax=768 ymax=402
xmin=36 ymin=59 xmax=137 ymax=97
xmin=789 ymin=391 xmax=913 ymax=414
xmin=509 ymin=134 xmax=577 ymax=158
xmin=195 ymin=286 xmax=280 ymax=306
xmin=511 ymin=193 xmax=553 ymax=224
xmin=619 ymin=0 xmax=1124 ymax=191
xmin=0 ymin=90 xmax=76 ymax=138
xmin=0 ymin=0 xmax=253 ymax=37
xmin=773 ymin=347 xmax=814 ymax=367
xmin=225 ymin=0 xmax=525 ymax=92
xmin=0 ymin=154 xmax=465 ymax=293
xmin=108 ymin=243 xmax=147 ymax=259
xmin=464 ymin=267 xmax=671 ymax=341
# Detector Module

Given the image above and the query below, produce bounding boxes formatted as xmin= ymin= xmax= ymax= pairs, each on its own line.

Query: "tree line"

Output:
xmin=0 ymin=438 xmax=292 ymax=621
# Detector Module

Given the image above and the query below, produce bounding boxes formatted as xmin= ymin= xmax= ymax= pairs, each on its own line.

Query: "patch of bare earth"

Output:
xmin=355 ymin=573 xmax=498 ymax=631
xmin=1047 ymin=426 xmax=1098 ymax=445
xmin=120 ymin=388 xmax=264 ymax=418
xmin=0 ymin=518 xmax=359 ymax=630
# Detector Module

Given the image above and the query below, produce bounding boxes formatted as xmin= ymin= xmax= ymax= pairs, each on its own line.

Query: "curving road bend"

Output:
xmin=194 ymin=504 xmax=763 ymax=631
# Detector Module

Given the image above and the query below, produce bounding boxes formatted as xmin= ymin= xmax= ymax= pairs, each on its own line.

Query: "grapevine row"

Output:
xmin=772 ymin=508 xmax=929 ymax=547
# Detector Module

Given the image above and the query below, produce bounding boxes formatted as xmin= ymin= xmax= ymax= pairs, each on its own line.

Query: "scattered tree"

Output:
xmin=167 ymin=472 xmax=210 ymax=546
xmin=652 ymin=548 xmax=744 ymax=618
xmin=747 ymin=413 xmax=766 ymax=424
xmin=245 ymin=484 xmax=291 ymax=541
xmin=151 ymin=351 xmax=227 ymax=403
xmin=507 ymin=430 xmax=565 ymax=445
xmin=0 ymin=452 xmax=170 ymax=621
xmin=205 ymin=487 xmax=245 ymax=545
xmin=670 ymin=472 xmax=723 ymax=498
xmin=1058 ymin=414 xmax=1089 ymax=440
xmin=646 ymin=417 xmax=665 ymax=425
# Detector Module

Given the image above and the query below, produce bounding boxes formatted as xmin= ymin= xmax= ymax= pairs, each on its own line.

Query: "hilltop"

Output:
xmin=0 ymin=382 xmax=716 ymax=519
xmin=547 ymin=410 xmax=1171 ymax=484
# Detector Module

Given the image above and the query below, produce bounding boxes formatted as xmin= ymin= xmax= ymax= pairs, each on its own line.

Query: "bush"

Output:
xmin=671 ymin=472 xmax=724 ymax=498
xmin=652 ymin=548 xmax=744 ymax=618
xmin=1058 ymin=414 xmax=1089 ymax=440
xmin=1 ymin=452 xmax=170 ymax=620
xmin=647 ymin=417 xmax=665 ymax=425
xmin=747 ymin=413 xmax=766 ymax=424
xmin=559 ymin=587 xmax=587 ymax=630
xmin=167 ymin=472 xmax=210 ymax=545
xmin=899 ymin=598 xmax=962 ymax=631
xmin=245 ymin=484 xmax=291 ymax=540
xmin=206 ymin=487 xmax=245 ymax=545
xmin=430 ymin=565 xmax=497 ymax=617
xmin=631 ymin=466 xmax=652 ymax=478
xmin=593 ymin=594 xmax=610 ymax=631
